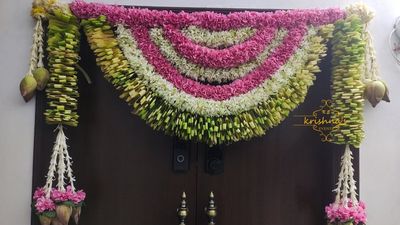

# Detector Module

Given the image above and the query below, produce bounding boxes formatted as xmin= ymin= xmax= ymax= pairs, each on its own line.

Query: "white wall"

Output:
xmin=1 ymin=0 xmax=399 ymax=224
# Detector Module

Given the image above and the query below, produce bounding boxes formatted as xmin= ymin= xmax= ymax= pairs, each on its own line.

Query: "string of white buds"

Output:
xmin=37 ymin=18 xmax=44 ymax=68
xmin=64 ymin=142 xmax=76 ymax=192
xmin=341 ymin=147 xmax=350 ymax=205
xmin=334 ymin=144 xmax=358 ymax=206
xmin=363 ymin=26 xmax=379 ymax=82
xmin=345 ymin=3 xmax=378 ymax=82
xmin=56 ymin=125 xmax=67 ymax=191
xmin=347 ymin=147 xmax=358 ymax=204
xmin=44 ymin=130 xmax=60 ymax=198
xmin=28 ymin=18 xmax=44 ymax=75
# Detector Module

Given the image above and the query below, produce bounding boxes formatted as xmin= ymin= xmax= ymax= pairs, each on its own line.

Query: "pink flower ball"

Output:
xmin=35 ymin=196 xmax=56 ymax=213
xmin=33 ymin=187 xmax=45 ymax=200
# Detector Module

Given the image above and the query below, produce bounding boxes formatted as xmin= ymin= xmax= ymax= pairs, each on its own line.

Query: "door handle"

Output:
xmin=204 ymin=192 xmax=217 ymax=225
xmin=177 ymin=192 xmax=189 ymax=225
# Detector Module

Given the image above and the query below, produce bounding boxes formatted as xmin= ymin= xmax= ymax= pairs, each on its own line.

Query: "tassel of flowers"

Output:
xmin=346 ymin=4 xmax=390 ymax=108
xmin=19 ymin=0 xmax=53 ymax=102
xmin=325 ymin=145 xmax=366 ymax=225
xmin=32 ymin=125 xmax=86 ymax=225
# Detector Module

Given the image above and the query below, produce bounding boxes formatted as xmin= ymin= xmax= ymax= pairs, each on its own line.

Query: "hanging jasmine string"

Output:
xmin=19 ymin=2 xmax=50 ymax=102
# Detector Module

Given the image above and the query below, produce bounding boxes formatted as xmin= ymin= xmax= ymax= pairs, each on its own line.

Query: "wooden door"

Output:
xmin=195 ymin=53 xmax=357 ymax=225
xmin=32 ymin=7 xmax=359 ymax=225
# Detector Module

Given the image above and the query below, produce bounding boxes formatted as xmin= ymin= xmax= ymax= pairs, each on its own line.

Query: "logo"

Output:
xmin=293 ymin=99 xmax=345 ymax=142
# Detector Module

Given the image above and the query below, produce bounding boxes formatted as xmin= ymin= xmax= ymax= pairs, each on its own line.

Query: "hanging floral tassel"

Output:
xmin=345 ymin=4 xmax=390 ymax=108
xmin=325 ymin=145 xmax=366 ymax=225
xmin=20 ymin=0 xmax=52 ymax=102
xmin=32 ymin=125 xmax=86 ymax=225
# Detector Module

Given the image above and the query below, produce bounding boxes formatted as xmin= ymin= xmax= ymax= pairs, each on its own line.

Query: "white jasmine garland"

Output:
xmin=181 ymin=25 xmax=256 ymax=48
xmin=150 ymin=27 xmax=287 ymax=83
xmin=116 ymin=24 xmax=317 ymax=117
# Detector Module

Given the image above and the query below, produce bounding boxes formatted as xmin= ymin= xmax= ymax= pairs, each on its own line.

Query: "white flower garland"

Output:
xmin=116 ymin=25 xmax=317 ymax=116
xmin=150 ymin=27 xmax=287 ymax=83
xmin=181 ymin=25 xmax=256 ymax=48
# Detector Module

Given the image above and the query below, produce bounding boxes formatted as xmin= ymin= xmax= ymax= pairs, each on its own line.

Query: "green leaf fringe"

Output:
xmin=44 ymin=8 xmax=81 ymax=127
xmin=330 ymin=15 xmax=366 ymax=148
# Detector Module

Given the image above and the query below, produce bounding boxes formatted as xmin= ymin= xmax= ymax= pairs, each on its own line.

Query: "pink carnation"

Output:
xmin=72 ymin=190 xmax=86 ymax=204
xmin=35 ymin=196 xmax=56 ymax=213
xmin=65 ymin=186 xmax=86 ymax=204
xmin=33 ymin=187 xmax=45 ymax=200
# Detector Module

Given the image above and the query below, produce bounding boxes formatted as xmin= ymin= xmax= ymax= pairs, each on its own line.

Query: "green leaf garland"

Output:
xmin=44 ymin=7 xmax=81 ymax=126
xmin=330 ymin=15 xmax=366 ymax=147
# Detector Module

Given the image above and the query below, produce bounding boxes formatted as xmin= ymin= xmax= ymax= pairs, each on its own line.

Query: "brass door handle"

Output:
xmin=177 ymin=191 xmax=217 ymax=225
xmin=177 ymin=192 xmax=189 ymax=225
xmin=204 ymin=192 xmax=217 ymax=225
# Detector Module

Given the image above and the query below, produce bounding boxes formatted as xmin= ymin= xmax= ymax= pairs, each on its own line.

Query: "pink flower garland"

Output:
xmin=132 ymin=25 xmax=307 ymax=100
xmin=32 ymin=186 xmax=86 ymax=214
xmin=70 ymin=0 xmax=345 ymax=30
xmin=51 ymin=186 xmax=86 ymax=204
xmin=162 ymin=25 xmax=276 ymax=68
xmin=325 ymin=201 xmax=367 ymax=224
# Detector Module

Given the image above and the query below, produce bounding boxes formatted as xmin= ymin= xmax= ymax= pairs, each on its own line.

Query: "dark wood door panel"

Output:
xmin=195 ymin=53 xmax=358 ymax=225
xmin=196 ymin=136 xmax=340 ymax=225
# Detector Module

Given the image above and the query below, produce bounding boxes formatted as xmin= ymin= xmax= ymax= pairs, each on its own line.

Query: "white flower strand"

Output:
xmin=116 ymin=25 xmax=316 ymax=116
xmin=150 ymin=27 xmax=287 ymax=83
xmin=28 ymin=18 xmax=43 ymax=75
xmin=342 ymin=150 xmax=350 ymax=205
xmin=56 ymin=125 xmax=67 ymax=191
xmin=36 ymin=18 xmax=45 ymax=68
xmin=363 ymin=30 xmax=379 ymax=81
xmin=334 ymin=154 xmax=345 ymax=203
xmin=347 ymin=3 xmax=379 ymax=82
xmin=43 ymin=131 xmax=60 ymax=198
xmin=181 ymin=25 xmax=256 ymax=48
xmin=347 ymin=146 xmax=358 ymax=204
xmin=64 ymin=141 xmax=76 ymax=192
xmin=334 ymin=144 xmax=358 ymax=206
